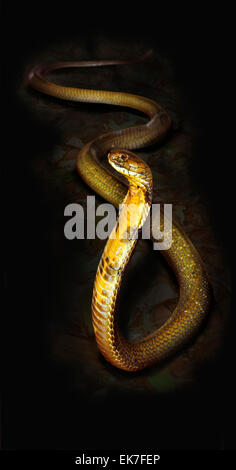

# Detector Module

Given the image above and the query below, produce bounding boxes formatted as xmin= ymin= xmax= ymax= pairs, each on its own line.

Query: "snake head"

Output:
xmin=108 ymin=150 xmax=129 ymax=172
xmin=108 ymin=150 xmax=150 ymax=179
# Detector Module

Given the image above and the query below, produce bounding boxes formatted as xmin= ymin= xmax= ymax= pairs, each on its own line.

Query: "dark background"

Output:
xmin=2 ymin=2 xmax=234 ymax=451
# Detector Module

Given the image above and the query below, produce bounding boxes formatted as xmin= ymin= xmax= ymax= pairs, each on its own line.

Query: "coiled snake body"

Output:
xmin=28 ymin=52 xmax=211 ymax=371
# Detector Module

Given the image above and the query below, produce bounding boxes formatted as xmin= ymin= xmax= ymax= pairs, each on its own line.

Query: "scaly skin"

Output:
xmin=28 ymin=53 xmax=211 ymax=371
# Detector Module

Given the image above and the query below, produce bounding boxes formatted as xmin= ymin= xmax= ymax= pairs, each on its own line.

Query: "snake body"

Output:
xmin=28 ymin=53 xmax=211 ymax=371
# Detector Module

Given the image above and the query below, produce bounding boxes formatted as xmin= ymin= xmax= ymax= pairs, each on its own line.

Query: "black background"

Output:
xmin=1 ymin=1 xmax=234 ymax=453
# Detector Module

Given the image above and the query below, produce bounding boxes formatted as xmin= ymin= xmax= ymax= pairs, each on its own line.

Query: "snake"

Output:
xmin=28 ymin=51 xmax=211 ymax=372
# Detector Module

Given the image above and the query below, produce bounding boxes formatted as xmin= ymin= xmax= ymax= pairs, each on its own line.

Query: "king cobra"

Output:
xmin=28 ymin=51 xmax=211 ymax=371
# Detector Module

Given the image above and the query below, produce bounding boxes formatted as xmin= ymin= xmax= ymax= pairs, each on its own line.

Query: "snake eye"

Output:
xmin=117 ymin=154 xmax=128 ymax=163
